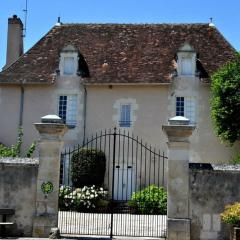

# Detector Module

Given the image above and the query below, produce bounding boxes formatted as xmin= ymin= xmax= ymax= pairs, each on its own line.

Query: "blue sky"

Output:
xmin=1 ymin=0 xmax=240 ymax=69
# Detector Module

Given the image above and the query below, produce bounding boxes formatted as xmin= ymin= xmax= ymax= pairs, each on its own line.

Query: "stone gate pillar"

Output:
xmin=33 ymin=115 xmax=68 ymax=237
xmin=162 ymin=116 xmax=195 ymax=240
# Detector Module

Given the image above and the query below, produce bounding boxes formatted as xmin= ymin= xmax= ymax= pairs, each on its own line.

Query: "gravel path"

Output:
xmin=58 ymin=211 xmax=167 ymax=238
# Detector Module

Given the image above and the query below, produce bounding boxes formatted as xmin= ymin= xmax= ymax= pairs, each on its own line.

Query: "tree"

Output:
xmin=211 ymin=54 xmax=240 ymax=145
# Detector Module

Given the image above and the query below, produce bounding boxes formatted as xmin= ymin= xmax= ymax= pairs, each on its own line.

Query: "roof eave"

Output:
xmin=83 ymin=82 xmax=172 ymax=86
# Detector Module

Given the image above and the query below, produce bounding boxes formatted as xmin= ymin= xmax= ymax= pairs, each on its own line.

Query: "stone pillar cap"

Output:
xmin=168 ymin=116 xmax=190 ymax=125
xmin=41 ymin=115 xmax=62 ymax=124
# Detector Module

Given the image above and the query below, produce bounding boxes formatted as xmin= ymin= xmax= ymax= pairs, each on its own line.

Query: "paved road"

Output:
xmin=58 ymin=211 xmax=167 ymax=238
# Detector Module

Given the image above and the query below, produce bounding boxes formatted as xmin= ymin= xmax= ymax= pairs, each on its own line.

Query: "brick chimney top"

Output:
xmin=8 ymin=15 xmax=23 ymax=27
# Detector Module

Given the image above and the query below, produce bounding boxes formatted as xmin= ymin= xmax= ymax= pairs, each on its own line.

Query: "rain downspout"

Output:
xmin=83 ymin=85 xmax=87 ymax=144
xmin=19 ymin=84 xmax=24 ymax=127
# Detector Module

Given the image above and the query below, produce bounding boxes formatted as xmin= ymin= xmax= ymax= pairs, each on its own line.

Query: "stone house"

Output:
xmin=0 ymin=15 xmax=239 ymax=164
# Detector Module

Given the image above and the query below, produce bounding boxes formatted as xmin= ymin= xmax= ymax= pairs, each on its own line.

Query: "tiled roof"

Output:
xmin=0 ymin=23 xmax=237 ymax=84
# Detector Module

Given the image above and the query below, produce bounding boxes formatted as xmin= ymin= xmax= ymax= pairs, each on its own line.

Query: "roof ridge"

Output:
xmin=59 ymin=23 xmax=209 ymax=26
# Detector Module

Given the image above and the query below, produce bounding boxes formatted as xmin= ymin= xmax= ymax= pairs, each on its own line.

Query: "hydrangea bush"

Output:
xmin=59 ymin=185 xmax=108 ymax=212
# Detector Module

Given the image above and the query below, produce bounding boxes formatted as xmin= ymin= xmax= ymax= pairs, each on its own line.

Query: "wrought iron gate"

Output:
xmin=58 ymin=128 xmax=167 ymax=238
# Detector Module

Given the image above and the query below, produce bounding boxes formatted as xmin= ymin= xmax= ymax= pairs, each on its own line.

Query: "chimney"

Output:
xmin=3 ymin=15 xmax=24 ymax=70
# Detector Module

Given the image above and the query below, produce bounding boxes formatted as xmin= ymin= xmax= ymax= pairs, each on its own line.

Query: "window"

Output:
xmin=58 ymin=95 xmax=77 ymax=127
xmin=176 ymin=96 xmax=196 ymax=123
xmin=181 ymin=57 xmax=192 ymax=75
xmin=119 ymin=104 xmax=131 ymax=127
xmin=176 ymin=97 xmax=184 ymax=117
xmin=63 ymin=57 xmax=75 ymax=75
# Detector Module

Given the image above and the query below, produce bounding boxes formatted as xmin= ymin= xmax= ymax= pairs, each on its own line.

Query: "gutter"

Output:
xmin=83 ymin=82 xmax=172 ymax=86
xmin=83 ymin=85 xmax=87 ymax=144
xmin=19 ymin=85 xmax=24 ymax=127
xmin=18 ymin=85 xmax=25 ymax=127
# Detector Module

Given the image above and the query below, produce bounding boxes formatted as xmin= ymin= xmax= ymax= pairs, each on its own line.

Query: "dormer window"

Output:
xmin=59 ymin=44 xmax=90 ymax=78
xmin=59 ymin=45 xmax=78 ymax=76
xmin=181 ymin=57 xmax=192 ymax=75
xmin=177 ymin=43 xmax=196 ymax=76
xmin=63 ymin=57 xmax=75 ymax=75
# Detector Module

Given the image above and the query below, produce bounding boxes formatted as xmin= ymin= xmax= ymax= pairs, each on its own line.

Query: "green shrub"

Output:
xmin=0 ymin=127 xmax=36 ymax=158
xmin=71 ymin=148 xmax=106 ymax=188
xmin=0 ymin=144 xmax=13 ymax=157
xmin=221 ymin=202 xmax=240 ymax=225
xmin=231 ymin=153 xmax=240 ymax=165
xmin=128 ymin=185 xmax=167 ymax=215
xmin=59 ymin=185 xmax=108 ymax=212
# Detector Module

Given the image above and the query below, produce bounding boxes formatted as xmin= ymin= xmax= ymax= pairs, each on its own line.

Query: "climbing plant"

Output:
xmin=0 ymin=127 xmax=36 ymax=157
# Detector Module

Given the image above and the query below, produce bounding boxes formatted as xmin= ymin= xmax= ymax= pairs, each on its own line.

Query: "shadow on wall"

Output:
xmin=189 ymin=163 xmax=240 ymax=240
xmin=0 ymin=158 xmax=38 ymax=237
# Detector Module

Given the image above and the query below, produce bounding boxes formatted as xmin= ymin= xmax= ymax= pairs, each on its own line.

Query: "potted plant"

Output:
xmin=221 ymin=202 xmax=240 ymax=240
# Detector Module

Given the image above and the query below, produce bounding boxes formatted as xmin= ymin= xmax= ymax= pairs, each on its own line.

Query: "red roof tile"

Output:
xmin=0 ymin=23 xmax=237 ymax=84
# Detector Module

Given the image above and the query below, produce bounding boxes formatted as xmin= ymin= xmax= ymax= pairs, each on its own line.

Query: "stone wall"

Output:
xmin=0 ymin=157 xmax=38 ymax=236
xmin=189 ymin=163 xmax=240 ymax=240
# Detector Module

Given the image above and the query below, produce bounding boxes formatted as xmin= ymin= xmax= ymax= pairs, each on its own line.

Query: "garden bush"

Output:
xmin=231 ymin=153 xmax=240 ymax=165
xmin=128 ymin=185 xmax=167 ymax=215
xmin=59 ymin=185 xmax=108 ymax=212
xmin=71 ymin=148 xmax=106 ymax=188
xmin=221 ymin=202 xmax=240 ymax=225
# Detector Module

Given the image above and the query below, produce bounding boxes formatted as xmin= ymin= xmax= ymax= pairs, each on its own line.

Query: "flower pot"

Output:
xmin=230 ymin=226 xmax=240 ymax=240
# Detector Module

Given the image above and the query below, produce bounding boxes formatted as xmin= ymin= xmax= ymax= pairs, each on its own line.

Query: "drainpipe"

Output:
xmin=83 ymin=85 xmax=87 ymax=144
xmin=19 ymin=85 xmax=24 ymax=127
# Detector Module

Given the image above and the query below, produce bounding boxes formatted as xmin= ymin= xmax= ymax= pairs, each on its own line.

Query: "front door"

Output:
xmin=114 ymin=166 xmax=135 ymax=201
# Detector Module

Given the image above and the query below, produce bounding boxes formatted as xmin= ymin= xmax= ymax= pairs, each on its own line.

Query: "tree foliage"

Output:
xmin=211 ymin=54 xmax=240 ymax=144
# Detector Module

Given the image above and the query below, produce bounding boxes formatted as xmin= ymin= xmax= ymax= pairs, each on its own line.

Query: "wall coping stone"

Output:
xmin=189 ymin=163 xmax=240 ymax=171
xmin=0 ymin=157 xmax=39 ymax=166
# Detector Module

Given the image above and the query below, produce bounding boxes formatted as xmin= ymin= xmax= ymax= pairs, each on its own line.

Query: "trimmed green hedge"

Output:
xmin=71 ymin=148 xmax=106 ymax=188
xmin=128 ymin=185 xmax=167 ymax=215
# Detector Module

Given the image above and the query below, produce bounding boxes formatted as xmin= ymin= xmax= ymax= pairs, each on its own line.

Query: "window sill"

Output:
xmin=179 ymin=75 xmax=195 ymax=78
xmin=60 ymin=74 xmax=77 ymax=77
xmin=66 ymin=124 xmax=77 ymax=129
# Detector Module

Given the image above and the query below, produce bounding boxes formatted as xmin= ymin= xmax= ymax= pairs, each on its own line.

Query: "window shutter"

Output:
xmin=120 ymin=104 xmax=131 ymax=127
xmin=185 ymin=97 xmax=196 ymax=124
xmin=181 ymin=57 xmax=192 ymax=75
xmin=63 ymin=57 xmax=75 ymax=75
xmin=66 ymin=95 xmax=77 ymax=126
